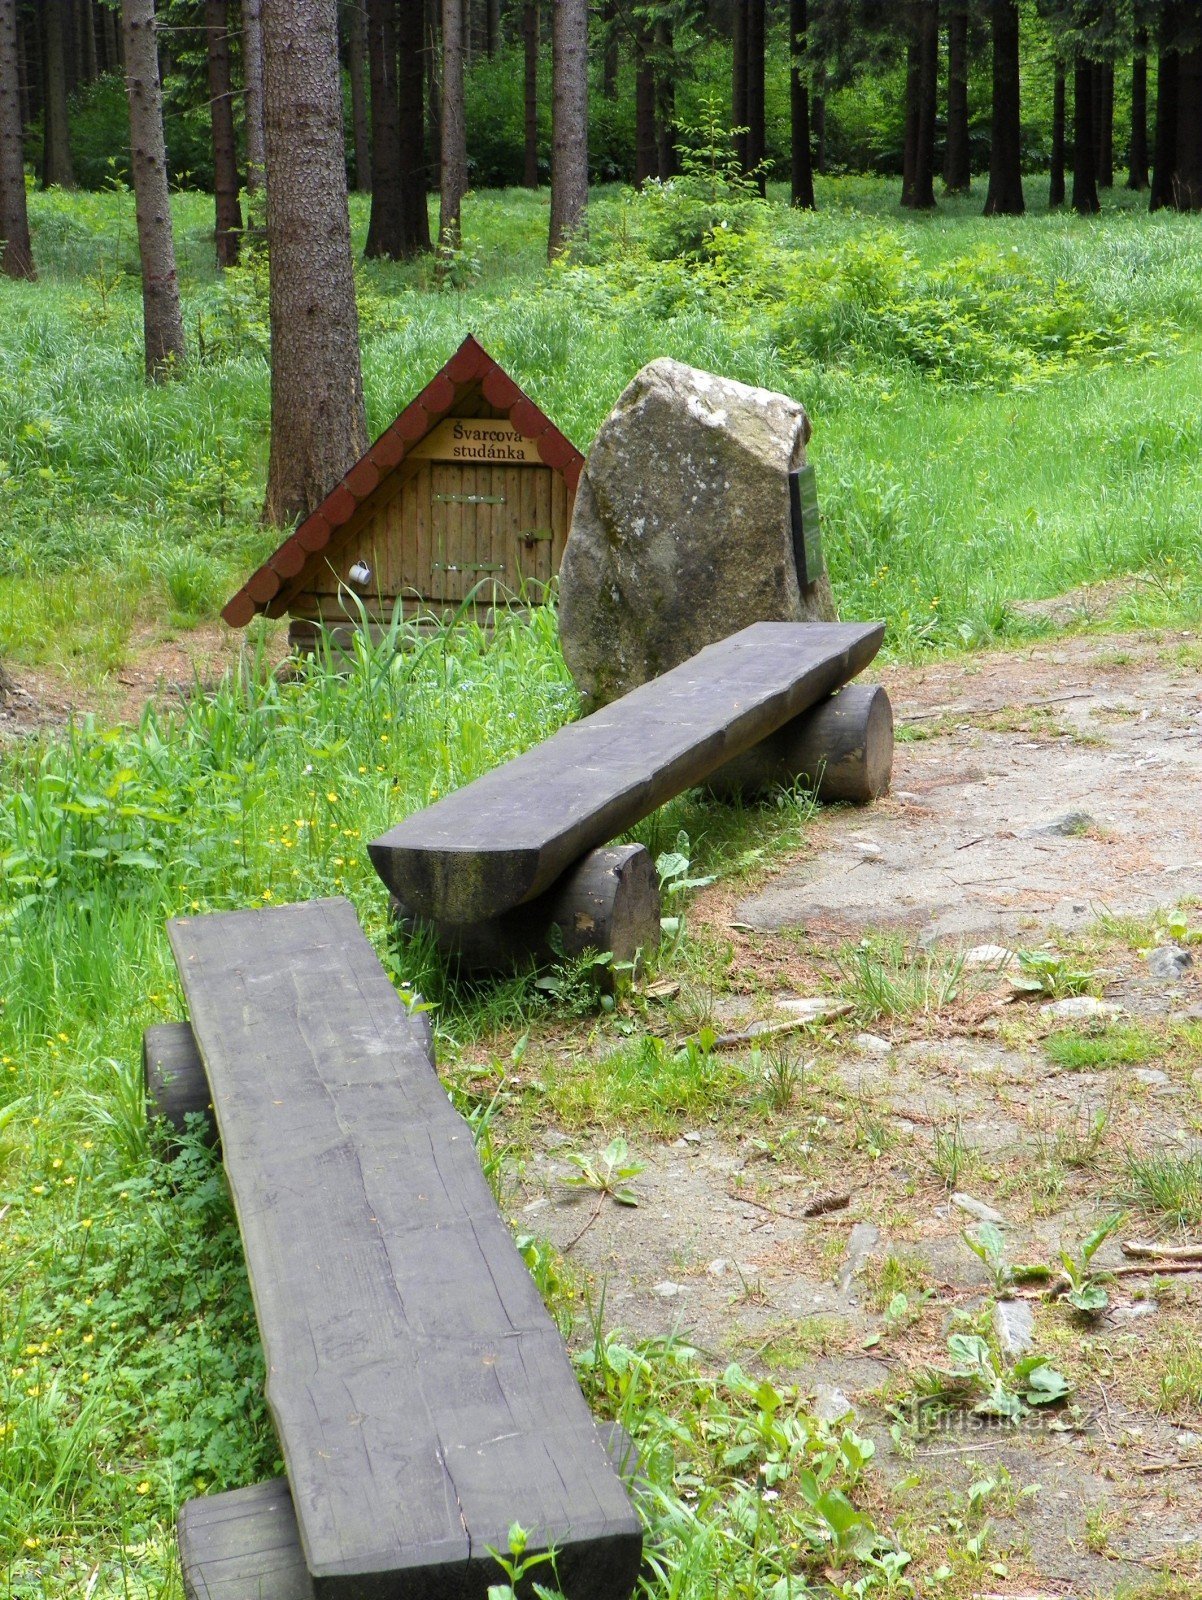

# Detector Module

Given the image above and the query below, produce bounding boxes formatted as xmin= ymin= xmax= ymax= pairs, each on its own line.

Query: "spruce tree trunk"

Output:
xmin=901 ymin=34 xmax=919 ymax=204
xmin=1149 ymin=28 xmax=1178 ymax=210
xmin=260 ymin=0 xmax=367 ymax=525
xmin=243 ymin=0 xmax=267 ymax=191
xmin=634 ymin=17 xmax=655 ymax=186
xmin=732 ymin=0 xmax=747 ymax=172
xmin=914 ymin=0 xmax=938 ymax=208
xmin=522 ymin=0 xmax=538 ymax=185
xmin=1176 ymin=43 xmax=1202 ymax=208
xmin=398 ymin=0 xmax=429 ymax=248
xmin=365 ymin=0 xmax=404 ymax=256
xmin=1049 ymin=60 xmax=1065 ymax=206
xmin=601 ymin=0 xmax=617 ymax=99
xmin=0 ymin=0 xmax=34 ymax=279
xmin=547 ymin=0 xmax=587 ymax=255
xmin=102 ymin=1 xmax=122 ymax=71
xmin=426 ymin=0 xmax=441 ymax=180
xmin=983 ymin=0 xmax=1023 ymax=215
xmin=206 ymin=0 xmax=242 ymax=265
xmin=345 ymin=0 xmax=371 ymax=191
xmin=121 ymin=0 xmax=186 ymax=378
xmin=485 ymin=0 xmax=498 ymax=56
xmin=41 ymin=0 xmax=74 ymax=187
xmin=654 ymin=15 xmax=674 ymax=179
xmin=944 ymin=2 xmax=970 ymax=192
xmin=789 ymin=0 xmax=814 ymax=208
xmin=1093 ymin=59 xmax=1113 ymax=186
xmin=1072 ymin=56 xmax=1099 ymax=213
xmin=745 ymin=0 xmax=765 ymax=192
xmin=1127 ymin=32 xmax=1148 ymax=189
xmin=437 ymin=0 xmax=466 ymax=249
xmin=79 ymin=0 xmax=98 ymax=81
xmin=812 ymin=79 xmax=826 ymax=171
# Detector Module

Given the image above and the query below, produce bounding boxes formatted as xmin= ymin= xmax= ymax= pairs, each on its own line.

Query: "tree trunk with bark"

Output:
xmin=812 ymin=78 xmax=826 ymax=171
xmin=345 ymin=0 xmax=371 ymax=190
xmin=1149 ymin=24 xmax=1178 ymax=210
xmin=983 ymin=0 xmax=1023 ymax=214
xmin=1072 ymin=56 xmax=1099 ymax=213
xmin=437 ymin=0 xmax=466 ymax=249
xmin=944 ymin=2 xmax=970 ymax=192
xmin=1176 ymin=42 xmax=1202 ymax=208
xmin=260 ymin=0 xmax=367 ymax=525
xmin=398 ymin=0 xmax=429 ymax=249
xmin=121 ymin=0 xmax=186 ymax=378
xmin=522 ymin=0 xmax=538 ymax=185
xmin=102 ymin=1 xmax=122 ymax=70
xmin=41 ymin=0 xmax=74 ymax=187
xmin=1127 ymin=31 xmax=1148 ymax=189
xmin=365 ymin=0 xmax=404 ymax=255
xmin=901 ymin=32 xmax=919 ymax=203
xmin=79 ymin=0 xmax=98 ymax=81
xmin=601 ymin=0 xmax=617 ymax=99
xmin=243 ymin=0 xmax=267 ymax=191
xmin=0 ymin=0 xmax=34 ymax=278
xmin=654 ymin=15 xmax=674 ymax=179
xmin=547 ymin=0 xmax=587 ymax=255
xmin=634 ymin=16 xmax=655 ymax=185
xmin=485 ymin=0 xmax=498 ymax=56
xmin=789 ymin=0 xmax=814 ymax=207
xmin=206 ymin=0 xmax=242 ymax=265
xmin=914 ymin=0 xmax=938 ymax=208
xmin=745 ymin=0 xmax=765 ymax=191
xmin=732 ymin=0 xmax=747 ymax=171
xmin=1049 ymin=59 xmax=1065 ymax=206
xmin=1093 ymin=59 xmax=1113 ymax=185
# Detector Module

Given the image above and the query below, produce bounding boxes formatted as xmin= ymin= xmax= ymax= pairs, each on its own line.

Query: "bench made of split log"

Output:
xmin=368 ymin=620 xmax=884 ymax=925
xmin=166 ymin=897 xmax=641 ymax=1600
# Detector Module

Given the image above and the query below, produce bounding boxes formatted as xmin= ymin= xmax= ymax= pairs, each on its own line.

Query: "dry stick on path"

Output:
xmin=121 ymin=0 xmax=187 ymax=379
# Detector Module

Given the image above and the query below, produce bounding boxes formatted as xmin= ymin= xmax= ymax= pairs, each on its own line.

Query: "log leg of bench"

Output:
xmin=391 ymin=843 xmax=661 ymax=984
xmin=145 ymin=1006 xmax=441 ymax=1154
xmin=704 ymin=683 xmax=893 ymax=805
xmin=144 ymin=1022 xmax=217 ymax=1154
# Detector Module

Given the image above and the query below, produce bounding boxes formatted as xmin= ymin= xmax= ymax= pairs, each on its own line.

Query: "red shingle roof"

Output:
xmin=222 ymin=335 xmax=585 ymax=628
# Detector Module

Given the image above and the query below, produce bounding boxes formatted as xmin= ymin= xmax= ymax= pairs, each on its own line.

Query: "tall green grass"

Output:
xmin=3 ymin=178 xmax=1201 ymax=677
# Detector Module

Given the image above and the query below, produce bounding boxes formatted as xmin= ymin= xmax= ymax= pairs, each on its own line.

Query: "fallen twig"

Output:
xmin=726 ymin=1187 xmax=851 ymax=1222
xmin=1121 ymin=1240 xmax=1202 ymax=1262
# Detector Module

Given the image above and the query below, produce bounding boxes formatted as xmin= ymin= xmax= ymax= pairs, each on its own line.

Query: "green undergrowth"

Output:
xmin=4 ymin=177 xmax=1202 ymax=682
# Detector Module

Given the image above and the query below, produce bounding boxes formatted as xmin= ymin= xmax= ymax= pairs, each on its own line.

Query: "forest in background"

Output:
xmin=4 ymin=2 xmax=1202 ymax=226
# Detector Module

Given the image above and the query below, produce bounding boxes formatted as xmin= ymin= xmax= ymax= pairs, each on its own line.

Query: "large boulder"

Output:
xmin=558 ymin=358 xmax=837 ymax=709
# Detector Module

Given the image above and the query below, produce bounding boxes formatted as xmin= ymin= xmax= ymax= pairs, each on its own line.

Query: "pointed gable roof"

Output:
xmin=222 ymin=335 xmax=586 ymax=628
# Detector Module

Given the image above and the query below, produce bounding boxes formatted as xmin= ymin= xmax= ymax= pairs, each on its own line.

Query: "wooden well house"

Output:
xmin=223 ymin=336 xmax=585 ymax=646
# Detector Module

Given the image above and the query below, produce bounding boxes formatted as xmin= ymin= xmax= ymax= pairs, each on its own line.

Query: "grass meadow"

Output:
xmin=2 ymin=174 xmax=1202 ymax=1597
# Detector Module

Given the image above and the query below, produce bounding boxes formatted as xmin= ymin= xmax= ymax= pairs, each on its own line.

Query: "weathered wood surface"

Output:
xmin=705 ymin=683 xmax=894 ymax=805
xmin=178 ymin=1426 xmax=643 ymax=1600
xmin=390 ymin=843 xmax=661 ymax=980
xmin=144 ymin=1021 xmax=215 ymax=1150
xmin=167 ymin=898 xmax=641 ymax=1600
xmin=369 ymin=621 xmax=884 ymax=923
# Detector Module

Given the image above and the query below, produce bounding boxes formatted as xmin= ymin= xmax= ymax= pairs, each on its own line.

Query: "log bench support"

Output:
xmin=706 ymin=682 xmax=893 ymax=806
xmin=389 ymin=842 xmax=661 ymax=980
xmin=163 ymin=897 xmax=642 ymax=1600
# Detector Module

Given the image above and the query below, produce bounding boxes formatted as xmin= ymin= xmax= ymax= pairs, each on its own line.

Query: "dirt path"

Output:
xmin=518 ymin=628 xmax=1202 ymax=1598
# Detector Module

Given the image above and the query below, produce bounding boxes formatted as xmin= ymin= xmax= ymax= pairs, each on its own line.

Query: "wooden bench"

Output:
xmin=163 ymin=897 xmax=642 ymax=1600
xmin=367 ymin=620 xmax=885 ymax=931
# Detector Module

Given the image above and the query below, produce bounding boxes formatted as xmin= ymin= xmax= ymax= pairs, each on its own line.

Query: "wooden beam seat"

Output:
xmin=166 ymin=897 xmax=642 ymax=1600
xmin=177 ymin=1425 xmax=643 ymax=1600
xmin=368 ymin=620 xmax=884 ymax=925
